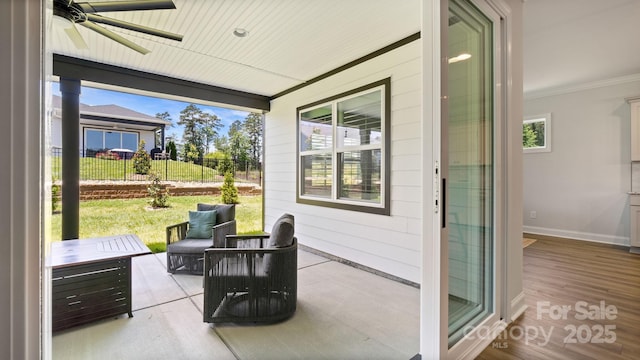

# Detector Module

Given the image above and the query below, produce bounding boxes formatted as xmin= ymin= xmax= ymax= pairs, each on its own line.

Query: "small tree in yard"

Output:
xmin=184 ymin=143 xmax=200 ymax=163
xmin=51 ymin=177 xmax=61 ymax=213
xmin=217 ymin=157 xmax=234 ymax=176
xmin=147 ymin=172 xmax=170 ymax=208
xmin=166 ymin=140 xmax=178 ymax=160
xmin=221 ymin=172 xmax=239 ymax=204
xmin=133 ymin=140 xmax=152 ymax=175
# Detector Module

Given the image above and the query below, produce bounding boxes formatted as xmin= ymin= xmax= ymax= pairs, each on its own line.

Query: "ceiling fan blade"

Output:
xmin=86 ymin=14 xmax=183 ymax=41
xmin=76 ymin=0 xmax=176 ymax=13
xmin=79 ymin=20 xmax=150 ymax=55
xmin=64 ymin=23 xmax=89 ymax=49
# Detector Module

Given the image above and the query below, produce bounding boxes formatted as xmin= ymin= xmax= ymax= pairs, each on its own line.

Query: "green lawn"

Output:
xmin=50 ymin=195 xmax=263 ymax=252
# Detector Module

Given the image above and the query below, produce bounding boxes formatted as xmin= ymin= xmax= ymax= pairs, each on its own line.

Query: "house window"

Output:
xmin=297 ymin=78 xmax=390 ymax=215
xmin=523 ymin=113 xmax=551 ymax=153
xmin=85 ymin=128 xmax=139 ymax=156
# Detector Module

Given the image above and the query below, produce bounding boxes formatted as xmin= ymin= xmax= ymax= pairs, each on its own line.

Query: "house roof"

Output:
xmin=51 ymin=95 xmax=170 ymax=126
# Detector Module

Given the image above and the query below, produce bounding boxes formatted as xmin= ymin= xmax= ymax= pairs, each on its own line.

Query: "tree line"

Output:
xmin=156 ymin=104 xmax=263 ymax=172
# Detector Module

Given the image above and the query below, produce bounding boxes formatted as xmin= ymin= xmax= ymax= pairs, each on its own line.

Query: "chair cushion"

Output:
xmin=263 ymin=214 xmax=294 ymax=275
xmin=186 ymin=210 xmax=217 ymax=239
xmin=268 ymin=213 xmax=295 ymax=248
xmin=167 ymin=239 xmax=213 ymax=254
xmin=197 ymin=203 xmax=235 ymax=224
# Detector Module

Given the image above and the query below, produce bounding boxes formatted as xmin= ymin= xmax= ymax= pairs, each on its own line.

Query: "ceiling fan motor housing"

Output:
xmin=53 ymin=0 xmax=87 ymax=23
xmin=52 ymin=0 xmax=182 ymax=55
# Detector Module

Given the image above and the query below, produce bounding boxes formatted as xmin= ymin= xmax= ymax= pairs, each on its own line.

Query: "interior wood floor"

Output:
xmin=476 ymin=235 xmax=640 ymax=360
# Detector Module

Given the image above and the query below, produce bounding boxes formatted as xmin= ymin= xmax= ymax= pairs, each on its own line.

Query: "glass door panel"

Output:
xmin=446 ymin=0 xmax=494 ymax=347
xmin=122 ymin=132 xmax=138 ymax=151
xmin=104 ymin=131 xmax=121 ymax=150
xmin=85 ymin=129 xmax=103 ymax=153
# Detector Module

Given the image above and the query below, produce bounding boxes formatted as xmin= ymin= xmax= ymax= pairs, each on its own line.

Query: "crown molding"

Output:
xmin=626 ymin=95 xmax=640 ymax=103
xmin=524 ymin=73 xmax=640 ymax=100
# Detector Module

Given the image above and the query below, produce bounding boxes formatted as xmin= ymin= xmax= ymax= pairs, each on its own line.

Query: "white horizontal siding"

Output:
xmin=140 ymin=133 xmax=156 ymax=151
xmin=393 ymin=106 xmax=422 ymax=126
xmin=265 ymin=40 xmax=422 ymax=282
xmin=393 ymin=138 xmax=421 ymax=156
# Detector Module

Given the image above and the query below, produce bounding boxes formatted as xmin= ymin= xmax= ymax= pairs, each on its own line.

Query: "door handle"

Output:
xmin=442 ymin=178 xmax=446 ymax=229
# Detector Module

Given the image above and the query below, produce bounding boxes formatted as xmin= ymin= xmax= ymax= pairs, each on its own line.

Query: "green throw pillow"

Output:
xmin=185 ymin=210 xmax=217 ymax=239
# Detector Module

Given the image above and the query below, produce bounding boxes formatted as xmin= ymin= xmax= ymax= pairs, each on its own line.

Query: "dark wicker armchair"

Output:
xmin=203 ymin=213 xmax=297 ymax=324
xmin=166 ymin=203 xmax=236 ymax=274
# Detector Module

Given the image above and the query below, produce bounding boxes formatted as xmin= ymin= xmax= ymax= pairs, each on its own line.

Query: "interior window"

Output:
xmin=523 ymin=114 xmax=551 ymax=153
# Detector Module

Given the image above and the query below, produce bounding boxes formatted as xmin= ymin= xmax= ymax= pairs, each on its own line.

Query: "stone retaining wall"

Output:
xmin=57 ymin=183 xmax=261 ymax=201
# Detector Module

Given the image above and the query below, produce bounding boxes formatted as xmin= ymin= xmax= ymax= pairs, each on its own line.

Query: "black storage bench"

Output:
xmin=50 ymin=234 xmax=151 ymax=332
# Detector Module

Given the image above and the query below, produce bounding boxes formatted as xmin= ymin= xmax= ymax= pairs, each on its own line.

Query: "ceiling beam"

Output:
xmin=53 ymin=54 xmax=271 ymax=111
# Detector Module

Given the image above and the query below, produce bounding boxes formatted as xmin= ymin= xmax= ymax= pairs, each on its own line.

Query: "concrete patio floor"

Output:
xmin=52 ymin=249 xmax=420 ymax=360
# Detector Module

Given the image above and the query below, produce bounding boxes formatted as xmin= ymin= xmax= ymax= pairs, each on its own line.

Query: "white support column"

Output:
xmin=0 ymin=0 xmax=44 ymax=359
xmin=502 ymin=0 xmax=525 ymax=323
xmin=420 ymin=0 xmax=446 ymax=358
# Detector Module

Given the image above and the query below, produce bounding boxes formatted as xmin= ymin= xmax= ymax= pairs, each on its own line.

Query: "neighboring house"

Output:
xmin=51 ymin=94 xmax=170 ymax=156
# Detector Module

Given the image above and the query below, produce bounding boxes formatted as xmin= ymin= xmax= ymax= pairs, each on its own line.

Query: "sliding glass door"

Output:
xmin=444 ymin=0 xmax=497 ymax=348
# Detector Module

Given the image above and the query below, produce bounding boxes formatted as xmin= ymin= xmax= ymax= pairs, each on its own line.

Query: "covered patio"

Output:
xmin=52 ymin=249 xmax=420 ymax=359
xmin=48 ymin=3 xmax=425 ymax=357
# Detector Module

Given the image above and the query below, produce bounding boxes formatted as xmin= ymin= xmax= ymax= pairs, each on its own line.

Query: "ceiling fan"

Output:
xmin=53 ymin=0 xmax=183 ymax=55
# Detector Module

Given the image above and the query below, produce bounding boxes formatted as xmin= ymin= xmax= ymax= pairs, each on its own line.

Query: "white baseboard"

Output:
xmin=523 ymin=226 xmax=630 ymax=247
xmin=509 ymin=291 xmax=527 ymax=322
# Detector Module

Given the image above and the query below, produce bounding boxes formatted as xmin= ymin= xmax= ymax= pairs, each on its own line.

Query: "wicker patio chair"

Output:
xmin=166 ymin=203 xmax=236 ymax=274
xmin=203 ymin=213 xmax=297 ymax=323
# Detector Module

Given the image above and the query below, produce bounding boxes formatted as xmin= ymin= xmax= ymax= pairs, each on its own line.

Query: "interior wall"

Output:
xmin=265 ymin=40 xmax=422 ymax=282
xmin=523 ymin=79 xmax=640 ymax=245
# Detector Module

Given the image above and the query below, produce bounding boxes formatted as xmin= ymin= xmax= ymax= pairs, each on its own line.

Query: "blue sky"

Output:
xmin=52 ymin=82 xmax=251 ymax=142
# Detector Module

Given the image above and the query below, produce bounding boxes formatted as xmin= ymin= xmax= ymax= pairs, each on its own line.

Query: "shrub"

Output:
xmin=51 ymin=178 xmax=61 ymax=213
xmin=147 ymin=172 xmax=170 ymax=208
xmin=96 ymin=151 xmax=120 ymax=160
xmin=204 ymin=150 xmax=232 ymax=171
xmin=166 ymin=140 xmax=177 ymax=161
xmin=221 ymin=172 xmax=239 ymax=204
xmin=217 ymin=158 xmax=234 ymax=176
xmin=133 ymin=140 xmax=152 ymax=175
xmin=184 ymin=143 xmax=199 ymax=163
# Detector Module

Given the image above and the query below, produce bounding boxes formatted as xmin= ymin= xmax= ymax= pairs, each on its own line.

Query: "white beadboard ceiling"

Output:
xmin=50 ymin=0 xmax=421 ymax=98
xmin=50 ymin=0 xmax=640 ymax=101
